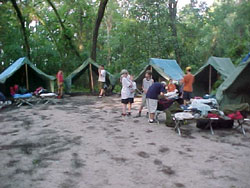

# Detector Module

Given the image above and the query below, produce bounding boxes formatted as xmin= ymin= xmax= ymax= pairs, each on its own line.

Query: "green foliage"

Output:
xmin=0 ymin=0 xmax=249 ymax=79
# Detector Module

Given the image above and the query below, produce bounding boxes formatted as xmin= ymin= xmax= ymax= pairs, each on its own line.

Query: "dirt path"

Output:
xmin=0 ymin=96 xmax=250 ymax=188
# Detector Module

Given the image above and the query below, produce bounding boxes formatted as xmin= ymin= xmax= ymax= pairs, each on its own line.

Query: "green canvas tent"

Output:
xmin=216 ymin=59 xmax=250 ymax=107
xmin=0 ymin=57 xmax=55 ymax=95
xmin=193 ymin=56 xmax=235 ymax=96
xmin=64 ymin=58 xmax=115 ymax=93
xmin=135 ymin=58 xmax=184 ymax=89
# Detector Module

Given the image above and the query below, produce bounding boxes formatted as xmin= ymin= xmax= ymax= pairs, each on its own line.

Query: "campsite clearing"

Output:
xmin=0 ymin=96 xmax=250 ymax=188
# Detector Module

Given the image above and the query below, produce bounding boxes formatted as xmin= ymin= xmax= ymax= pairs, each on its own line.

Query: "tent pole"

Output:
xmin=25 ymin=64 xmax=29 ymax=90
xmin=209 ymin=65 xmax=211 ymax=94
xmin=89 ymin=63 xmax=94 ymax=92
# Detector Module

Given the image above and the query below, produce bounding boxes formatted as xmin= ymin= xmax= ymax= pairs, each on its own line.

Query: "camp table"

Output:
xmin=173 ymin=117 xmax=217 ymax=136
xmin=173 ymin=116 xmax=249 ymax=136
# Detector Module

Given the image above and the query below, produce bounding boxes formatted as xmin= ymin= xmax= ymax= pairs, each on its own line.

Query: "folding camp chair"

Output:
xmin=234 ymin=118 xmax=250 ymax=135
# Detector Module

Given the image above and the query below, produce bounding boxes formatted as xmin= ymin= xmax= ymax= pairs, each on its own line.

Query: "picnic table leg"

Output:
xmin=44 ymin=100 xmax=49 ymax=105
xmin=174 ymin=120 xmax=182 ymax=136
xmin=237 ymin=120 xmax=246 ymax=135
xmin=17 ymin=102 xmax=22 ymax=108
xmin=209 ymin=120 xmax=214 ymax=135
xmin=25 ymin=101 xmax=33 ymax=106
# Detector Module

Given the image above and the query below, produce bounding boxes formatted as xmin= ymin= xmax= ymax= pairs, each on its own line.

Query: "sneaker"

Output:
xmin=121 ymin=113 xmax=127 ymax=116
xmin=98 ymin=96 xmax=102 ymax=98
xmin=135 ymin=113 xmax=141 ymax=118
xmin=149 ymin=119 xmax=157 ymax=123
xmin=127 ymin=112 xmax=131 ymax=116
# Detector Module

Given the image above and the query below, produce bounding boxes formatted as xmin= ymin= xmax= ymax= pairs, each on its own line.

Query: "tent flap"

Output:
xmin=193 ymin=56 xmax=235 ymax=96
xmin=216 ymin=59 xmax=250 ymax=107
xmin=64 ymin=58 xmax=115 ymax=93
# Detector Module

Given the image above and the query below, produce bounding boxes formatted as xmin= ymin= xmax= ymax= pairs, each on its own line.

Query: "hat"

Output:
xmin=186 ymin=66 xmax=192 ymax=71
xmin=161 ymin=81 xmax=167 ymax=86
xmin=120 ymin=69 xmax=128 ymax=75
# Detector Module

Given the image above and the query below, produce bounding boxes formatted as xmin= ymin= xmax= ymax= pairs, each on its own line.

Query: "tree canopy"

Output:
xmin=0 ymin=0 xmax=249 ymax=77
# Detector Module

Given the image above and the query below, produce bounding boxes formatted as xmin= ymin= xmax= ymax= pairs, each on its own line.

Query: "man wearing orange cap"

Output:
xmin=182 ymin=67 xmax=194 ymax=106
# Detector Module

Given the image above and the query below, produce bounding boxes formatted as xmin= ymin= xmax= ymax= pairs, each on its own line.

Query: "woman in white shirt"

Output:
xmin=120 ymin=69 xmax=132 ymax=116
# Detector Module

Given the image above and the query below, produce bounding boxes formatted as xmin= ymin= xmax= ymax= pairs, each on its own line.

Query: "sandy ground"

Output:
xmin=0 ymin=96 xmax=250 ymax=188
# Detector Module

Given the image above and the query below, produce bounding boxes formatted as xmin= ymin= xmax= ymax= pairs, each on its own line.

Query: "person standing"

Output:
xmin=167 ymin=79 xmax=176 ymax=92
xmin=98 ymin=65 xmax=106 ymax=98
xmin=127 ymin=75 xmax=137 ymax=116
xmin=137 ymin=70 xmax=154 ymax=117
xmin=146 ymin=81 xmax=166 ymax=123
xmin=182 ymin=66 xmax=194 ymax=106
xmin=56 ymin=70 xmax=64 ymax=99
xmin=120 ymin=69 xmax=132 ymax=116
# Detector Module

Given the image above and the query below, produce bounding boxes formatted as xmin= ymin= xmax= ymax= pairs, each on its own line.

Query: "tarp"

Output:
xmin=64 ymin=58 xmax=116 ymax=93
xmin=0 ymin=57 xmax=55 ymax=95
xmin=216 ymin=59 xmax=250 ymax=107
xmin=193 ymin=56 xmax=235 ymax=96
xmin=241 ymin=52 xmax=250 ymax=63
xmin=150 ymin=58 xmax=184 ymax=81
xmin=135 ymin=58 xmax=184 ymax=89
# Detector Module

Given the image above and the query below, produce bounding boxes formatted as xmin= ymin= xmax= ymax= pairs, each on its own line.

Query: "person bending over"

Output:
xmin=146 ymin=81 xmax=166 ymax=123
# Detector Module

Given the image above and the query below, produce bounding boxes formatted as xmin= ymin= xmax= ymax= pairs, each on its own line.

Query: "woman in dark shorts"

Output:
xmin=120 ymin=69 xmax=132 ymax=116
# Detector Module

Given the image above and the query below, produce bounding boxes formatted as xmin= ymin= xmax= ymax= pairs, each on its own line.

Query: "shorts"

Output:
xmin=58 ymin=82 xmax=63 ymax=88
xmin=98 ymin=81 xmax=106 ymax=89
xmin=183 ymin=91 xmax=192 ymax=100
xmin=121 ymin=99 xmax=129 ymax=104
xmin=128 ymin=98 xmax=134 ymax=104
xmin=146 ymin=98 xmax=158 ymax=114
xmin=141 ymin=93 xmax=146 ymax=107
xmin=58 ymin=82 xmax=63 ymax=87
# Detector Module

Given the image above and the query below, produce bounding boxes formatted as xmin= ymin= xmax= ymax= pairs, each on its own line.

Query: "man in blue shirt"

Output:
xmin=146 ymin=81 xmax=166 ymax=123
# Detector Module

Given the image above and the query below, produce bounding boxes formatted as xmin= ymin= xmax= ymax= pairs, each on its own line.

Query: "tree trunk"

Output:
xmin=46 ymin=0 xmax=82 ymax=61
xmin=105 ymin=13 xmax=112 ymax=66
xmin=78 ymin=7 xmax=84 ymax=51
xmin=168 ymin=0 xmax=181 ymax=65
xmin=10 ymin=0 xmax=31 ymax=59
xmin=91 ymin=0 xmax=109 ymax=61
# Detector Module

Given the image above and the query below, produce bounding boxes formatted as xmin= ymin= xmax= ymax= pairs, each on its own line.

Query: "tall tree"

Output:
xmin=91 ymin=0 xmax=109 ymax=61
xmin=46 ymin=0 xmax=82 ymax=61
xmin=168 ymin=0 xmax=181 ymax=65
xmin=10 ymin=0 xmax=31 ymax=59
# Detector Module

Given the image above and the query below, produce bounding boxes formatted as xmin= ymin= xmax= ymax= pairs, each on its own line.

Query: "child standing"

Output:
xmin=98 ymin=65 xmax=106 ymax=98
xmin=56 ymin=70 xmax=64 ymax=99
xmin=120 ymin=69 xmax=132 ymax=116
xmin=167 ymin=79 xmax=176 ymax=92
xmin=127 ymin=75 xmax=136 ymax=116
xmin=137 ymin=70 xmax=154 ymax=117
